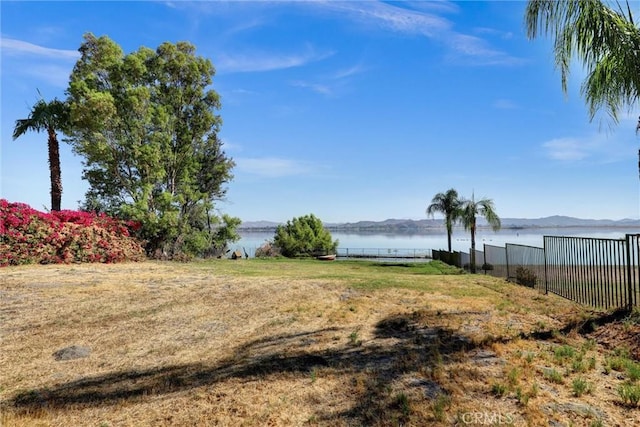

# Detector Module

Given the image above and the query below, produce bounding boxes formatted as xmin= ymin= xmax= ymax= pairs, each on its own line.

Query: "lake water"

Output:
xmin=232 ymin=227 xmax=640 ymax=258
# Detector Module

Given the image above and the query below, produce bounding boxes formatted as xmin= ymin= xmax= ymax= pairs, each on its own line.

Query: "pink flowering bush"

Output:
xmin=0 ymin=199 xmax=145 ymax=266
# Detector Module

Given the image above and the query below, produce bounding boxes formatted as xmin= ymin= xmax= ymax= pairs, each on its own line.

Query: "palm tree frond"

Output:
xmin=525 ymin=0 xmax=640 ymax=122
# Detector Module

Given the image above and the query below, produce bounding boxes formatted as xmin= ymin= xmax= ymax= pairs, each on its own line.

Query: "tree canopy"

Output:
xmin=274 ymin=214 xmax=338 ymax=258
xmin=66 ymin=33 xmax=237 ymax=257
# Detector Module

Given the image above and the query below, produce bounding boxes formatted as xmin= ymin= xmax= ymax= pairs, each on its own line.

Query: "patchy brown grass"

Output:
xmin=1 ymin=259 xmax=639 ymax=426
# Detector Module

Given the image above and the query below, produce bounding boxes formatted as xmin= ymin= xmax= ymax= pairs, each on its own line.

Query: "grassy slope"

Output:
xmin=0 ymin=260 xmax=638 ymax=426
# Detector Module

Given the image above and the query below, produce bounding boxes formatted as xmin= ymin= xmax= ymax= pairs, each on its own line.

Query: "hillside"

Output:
xmin=239 ymin=216 xmax=640 ymax=231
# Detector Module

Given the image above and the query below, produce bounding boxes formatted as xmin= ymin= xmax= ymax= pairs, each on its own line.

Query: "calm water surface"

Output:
xmin=233 ymin=227 xmax=640 ymax=257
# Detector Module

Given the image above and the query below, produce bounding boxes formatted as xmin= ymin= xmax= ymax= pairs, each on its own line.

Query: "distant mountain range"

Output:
xmin=238 ymin=216 xmax=640 ymax=232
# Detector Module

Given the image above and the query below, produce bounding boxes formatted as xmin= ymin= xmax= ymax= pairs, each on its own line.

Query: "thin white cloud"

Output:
xmin=404 ymin=1 xmax=460 ymax=15
xmin=314 ymin=1 xmax=523 ymax=66
xmin=215 ymin=47 xmax=334 ymax=73
xmin=24 ymin=64 xmax=73 ymax=88
xmin=290 ymin=80 xmax=333 ymax=96
xmin=291 ymin=62 xmax=367 ymax=97
xmin=220 ymin=138 xmax=242 ymax=153
xmin=235 ymin=157 xmax=314 ymax=178
xmin=0 ymin=38 xmax=79 ymax=59
xmin=445 ymin=34 xmax=526 ymax=66
xmin=322 ymin=1 xmax=451 ymax=37
xmin=333 ymin=63 xmax=367 ymax=79
xmin=224 ymin=17 xmax=267 ymax=37
xmin=542 ymin=134 xmax=634 ymax=163
xmin=493 ymin=99 xmax=519 ymax=110
xmin=474 ymin=27 xmax=514 ymax=40
xmin=543 ymin=138 xmax=590 ymax=161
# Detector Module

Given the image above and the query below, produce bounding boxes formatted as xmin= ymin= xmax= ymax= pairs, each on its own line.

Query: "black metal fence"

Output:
xmin=435 ymin=234 xmax=640 ymax=310
xmin=543 ymin=236 xmax=630 ymax=309
xmin=484 ymin=245 xmax=507 ymax=279
xmin=507 ymin=243 xmax=546 ymax=292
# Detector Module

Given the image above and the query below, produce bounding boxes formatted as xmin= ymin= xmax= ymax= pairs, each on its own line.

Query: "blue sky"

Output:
xmin=2 ymin=1 xmax=639 ymax=223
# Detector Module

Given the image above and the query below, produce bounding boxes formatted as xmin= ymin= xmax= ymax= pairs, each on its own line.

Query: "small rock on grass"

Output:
xmin=52 ymin=345 xmax=91 ymax=361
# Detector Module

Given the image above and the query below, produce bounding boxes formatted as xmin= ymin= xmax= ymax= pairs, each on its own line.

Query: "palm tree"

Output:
xmin=426 ymin=188 xmax=462 ymax=253
xmin=459 ymin=194 xmax=501 ymax=273
xmin=13 ymin=97 xmax=70 ymax=211
xmin=525 ymin=0 xmax=640 ymax=126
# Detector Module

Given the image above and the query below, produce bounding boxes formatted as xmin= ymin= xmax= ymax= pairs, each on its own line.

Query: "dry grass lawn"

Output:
xmin=1 ymin=259 xmax=639 ymax=426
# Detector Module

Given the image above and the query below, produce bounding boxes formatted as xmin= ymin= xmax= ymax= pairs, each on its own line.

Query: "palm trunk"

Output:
xmin=446 ymin=219 xmax=453 ymax=253
xmin=47 ymin=128 xmax=62 ymax=211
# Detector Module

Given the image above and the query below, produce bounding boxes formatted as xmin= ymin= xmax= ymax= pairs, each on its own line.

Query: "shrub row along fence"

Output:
xmin=433 ymin=234 xmax=640 ymax=310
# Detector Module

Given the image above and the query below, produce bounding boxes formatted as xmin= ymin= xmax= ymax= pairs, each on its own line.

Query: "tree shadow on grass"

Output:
xmin=6 ymin=312 xmax=500 ymax=424
xmin=523 ymin=307 xmax=631 ymax=341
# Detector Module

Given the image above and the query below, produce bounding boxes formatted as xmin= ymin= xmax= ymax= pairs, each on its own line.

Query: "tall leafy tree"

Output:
xmin=12 ymin=97 xmax=70 ymax=211
xmin=67 ymin=33 xmax=237 ymax=256
xmin=525 ymin=0 xmax=640 ymax=125
xmin=459 ymin=194 xmax=501 ymax=273
xmin=426 ymin=188 xmax=462 ymax=253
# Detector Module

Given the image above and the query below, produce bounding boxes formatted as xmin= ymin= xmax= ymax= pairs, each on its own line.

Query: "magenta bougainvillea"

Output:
xmin=0 ymin=199 xmax=145 ymax=267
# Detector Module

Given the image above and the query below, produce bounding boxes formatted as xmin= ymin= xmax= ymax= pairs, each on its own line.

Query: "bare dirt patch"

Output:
xmin=1 ymin=261 xmax=638 ymax=426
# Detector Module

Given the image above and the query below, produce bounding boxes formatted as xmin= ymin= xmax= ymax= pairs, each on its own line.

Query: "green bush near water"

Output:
xmin=274 ymin=214 xmax=338 ymax=258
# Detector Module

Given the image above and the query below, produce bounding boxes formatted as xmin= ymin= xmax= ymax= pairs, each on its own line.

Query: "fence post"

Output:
xmin=543 ymin=236 xmax=548 ymax=295
xmin=483 ymin=244 xmax=486 ymax=275
xmin=505 ymin=244 xmax=511 ymax=281
xmin=625 ymin=234 xmax=634 ymax=311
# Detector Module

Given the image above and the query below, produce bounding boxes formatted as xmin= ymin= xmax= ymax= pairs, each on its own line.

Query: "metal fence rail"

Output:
xmin=484 ymin=244 xmax=507 ymax=278
xmin=543 ymin=236 xmax=631 ymax=309
xmin=433 ymin=250 xmax=462 ymax=267
xmin=625 ymin=234 xmax=640 ymax=309
xmin=506 ymin=244 xmax=545 ymax=291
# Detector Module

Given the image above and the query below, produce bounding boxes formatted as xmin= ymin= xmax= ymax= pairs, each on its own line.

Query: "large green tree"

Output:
xmin=274 ymin=214 xmax=338 ymax=258
xmin=525 ymin=0 xmax=640 ymax=125
xmin=12 ymin=97 xmax=70 ymax=212
xmin=426 ymin=188 xmax=462 ymax=253
xmin=459 ymin=194 xmax=501 ymax=273
xmin=66 ymin=33 xmax=237 ymax=257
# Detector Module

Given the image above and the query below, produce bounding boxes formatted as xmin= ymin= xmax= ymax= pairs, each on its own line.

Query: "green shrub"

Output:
xmin=273 ymin=214 xmax=338 ymax=258
xmin=515 ymin=266 xmax=537 ymax=288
